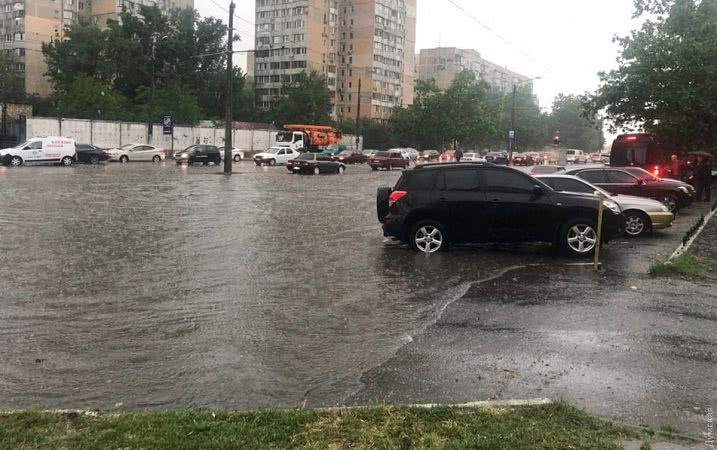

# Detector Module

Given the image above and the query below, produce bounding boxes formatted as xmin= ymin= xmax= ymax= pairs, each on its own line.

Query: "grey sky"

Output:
xmin=196 ymin=0 xmax=639 ymax=111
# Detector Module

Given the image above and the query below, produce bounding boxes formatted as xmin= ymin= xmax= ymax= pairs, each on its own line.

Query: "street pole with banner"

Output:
xmin=162 ymin=115 xmax=173 ymax=157
xmin=594 ymin=192 xmax=605 ymax=271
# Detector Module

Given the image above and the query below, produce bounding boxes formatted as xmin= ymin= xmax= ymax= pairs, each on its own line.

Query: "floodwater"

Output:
xmin=0 ymin=162 xmax=560 ymax=410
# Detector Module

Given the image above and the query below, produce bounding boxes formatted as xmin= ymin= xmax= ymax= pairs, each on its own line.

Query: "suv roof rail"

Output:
xmin=414 ymin=162 xmax=496 ymax=170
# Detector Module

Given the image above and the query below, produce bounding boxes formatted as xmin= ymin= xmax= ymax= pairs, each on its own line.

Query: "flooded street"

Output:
xmin=0 ymin=162 xmax=560 ymax=410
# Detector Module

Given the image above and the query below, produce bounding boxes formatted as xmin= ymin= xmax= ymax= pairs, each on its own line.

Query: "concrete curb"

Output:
xmin=668 ymin=202 xmax=717 ymax=261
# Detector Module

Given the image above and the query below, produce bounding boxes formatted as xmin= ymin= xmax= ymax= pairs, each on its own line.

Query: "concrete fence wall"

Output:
xmin=27 ymin=117 xmax=361 ymax=152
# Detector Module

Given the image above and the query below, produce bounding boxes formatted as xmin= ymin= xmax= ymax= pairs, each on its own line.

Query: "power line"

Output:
xmin=206 ymin=0 xmax=254 ymax=40
xmin=443 ymin=0 xmax=534 ymax=60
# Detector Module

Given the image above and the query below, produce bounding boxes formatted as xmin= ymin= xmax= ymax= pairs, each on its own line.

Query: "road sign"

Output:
xmin=162 ymin=115 xmax=173 ymax=136
xmin=508 ymin=130 xmax=515 ymax=140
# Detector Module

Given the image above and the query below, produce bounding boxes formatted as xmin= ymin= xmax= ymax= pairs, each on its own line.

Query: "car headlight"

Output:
xmin=180 ymin=153 xmax=188 ymax=158
xmin=603 ymin=200 xmax=621 ymax=214
xmin=660 ymin=204 xmax=670 ymax=212
xmin=677 ymin=186 xmax=689 ymax=194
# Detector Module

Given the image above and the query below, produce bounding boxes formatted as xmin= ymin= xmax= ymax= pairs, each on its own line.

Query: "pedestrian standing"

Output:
xmin=668 ymin=154 xmax=682 ymax=180
xmin=694 ymin=156 xmax=712 ymax=202
xmin=455 ymin=149 xmax=463 ymax=162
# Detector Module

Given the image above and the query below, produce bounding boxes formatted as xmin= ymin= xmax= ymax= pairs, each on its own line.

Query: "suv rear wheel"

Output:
xmin=410 ymin=220 xmax=447 ymax=253
xmin=561 ymin=219 xmax=597 ymax=257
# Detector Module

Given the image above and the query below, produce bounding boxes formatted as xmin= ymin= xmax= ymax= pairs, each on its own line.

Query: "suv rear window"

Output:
xmin=397 ymin=170 xmax=437 ymax=190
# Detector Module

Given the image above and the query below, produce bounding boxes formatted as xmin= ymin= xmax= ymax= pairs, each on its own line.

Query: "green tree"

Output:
xmin=271 ymin=71 xmax=333 ymax=124
xmin=492 ymin=87 xmax=549 ymax=151
xmin=0 ymin=52 xmax=24 ymax=102
xmin=586 ymin=0 xmax=717 ymax=150
xmin=135 ymin=83 xmax=202 ymax=124
xmin=551 ymin=94 xmax=605 ymax=151
xmin=59 ymin=75 xmax=129 ymax=120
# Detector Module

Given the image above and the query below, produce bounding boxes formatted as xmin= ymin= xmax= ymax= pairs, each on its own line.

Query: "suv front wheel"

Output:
xmin=561 ymin=219 xmax=598 ymax=257
xmin=410 ymin=220 xmax=447 ymax=253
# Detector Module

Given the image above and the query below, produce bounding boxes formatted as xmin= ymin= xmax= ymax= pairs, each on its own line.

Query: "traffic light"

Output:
xmin=553 ymin=132 xmax=560 ymax=145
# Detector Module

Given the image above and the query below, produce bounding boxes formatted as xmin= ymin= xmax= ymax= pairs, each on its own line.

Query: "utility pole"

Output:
xmin=355 ymin=78 xmax=362 ymax=150
xmin=223 ymin=1 xmax=235 ymax=174
xmin=508 ymin=84 xmax=516 ymax=166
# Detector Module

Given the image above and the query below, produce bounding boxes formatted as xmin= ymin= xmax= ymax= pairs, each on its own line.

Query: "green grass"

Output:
xmin=0 ymin=402 xmax=637 ymax=450
xmin=650 ymin=254 xmax=715 ymax=278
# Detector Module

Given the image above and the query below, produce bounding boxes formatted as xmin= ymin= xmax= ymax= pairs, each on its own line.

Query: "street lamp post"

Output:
xmin=508 ymin=76 xmax=541 ymax=166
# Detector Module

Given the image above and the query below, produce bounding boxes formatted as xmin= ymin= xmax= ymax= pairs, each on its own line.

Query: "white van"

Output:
xmin=565 ymin=149 xmax=587 ymax=164
xmin=0 ymin=136 xmax=76 ymax=167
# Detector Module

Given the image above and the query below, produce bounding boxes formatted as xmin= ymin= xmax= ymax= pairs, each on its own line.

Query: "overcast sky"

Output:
xmin=196 ymin=0 xmax=639 ymax=111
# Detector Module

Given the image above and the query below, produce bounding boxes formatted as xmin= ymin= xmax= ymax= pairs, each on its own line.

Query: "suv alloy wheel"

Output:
xmin=410 ymin=220 xmax=446 ymax=253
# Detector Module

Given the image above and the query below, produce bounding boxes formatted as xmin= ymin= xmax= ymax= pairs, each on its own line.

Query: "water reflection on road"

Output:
xmin=0 ymin=162 xmax=558 ymax=409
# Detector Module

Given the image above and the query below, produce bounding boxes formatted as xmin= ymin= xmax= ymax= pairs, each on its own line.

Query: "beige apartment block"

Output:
xmin=254 ymin=0 xmax=416 ymax=122
xmin=0 ymin=0 xmax=192 ymax=96
xmin=418 ymin=47 xmax=533 ymax=94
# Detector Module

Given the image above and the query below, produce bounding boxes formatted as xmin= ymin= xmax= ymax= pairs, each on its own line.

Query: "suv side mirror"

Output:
xmin=532 ymin=185 xmax=544 ymax=198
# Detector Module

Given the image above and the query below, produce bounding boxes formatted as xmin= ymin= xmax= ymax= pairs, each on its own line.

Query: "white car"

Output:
xmin=253 ymin=148 xmax=301 ymax=166
xmin=566 ymin=149 xmax=587 ymax=164
xmin=106 ymin=144 xmax=166 ymax=163
xmin=0 ymin=136 xmax=76 ymax=167
xmin=218 ymin=147 xmax=245 ymax=162
xmin=462 ymin=152 xmax=486 ymax=162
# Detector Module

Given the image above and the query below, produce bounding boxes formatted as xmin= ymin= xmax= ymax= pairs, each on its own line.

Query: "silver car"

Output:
xmin=538 ymin=174 xmax=674 ymax=237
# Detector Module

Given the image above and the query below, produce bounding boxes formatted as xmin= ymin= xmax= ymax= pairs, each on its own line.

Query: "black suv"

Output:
xmin=377 ymin=163 xmax=625 ymax=256
xmin=175 ymin=145 xmax=222 ymax=165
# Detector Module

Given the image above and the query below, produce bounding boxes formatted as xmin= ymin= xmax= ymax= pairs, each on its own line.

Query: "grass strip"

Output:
xmin=651 ymin=254 xmax=715 ymax=278
xmin=0 ymin=402 xmax=637 ymax=450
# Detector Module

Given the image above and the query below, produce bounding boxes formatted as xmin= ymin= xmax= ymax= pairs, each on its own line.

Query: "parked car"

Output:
xmin=531 ymin=165 xmax=566 ymax=175
xmin=175 ymin=145 xmax=222 ymax=165
xmin=368 ymin=150 xmax=409 ymax=171
xmin=320 ymin=144 xmax=348 ymax=157
xmin=527 ymin=152 xmax=544 ymax=165
xmin=76 ymin=144 xmax=110 ymax=164
xmin=439 ymin=151 xmax=456 ymax=163
xmin=589 ymin=153 xmax=603 ymax=163
xmin=485 ymin=152 xmax=509 ymax=165
xmin=253 ymin=148 xmax=301 ymax=166
xmin=462 ymin=152 xmax=486 ymax=162
xmin=363 ymin=149 xmax=379 ymax=158
xmin=418 ymin=150 xmax=440 ymax=162
xmin=512 ymin=153 xmax=534 ymax=166
xmin=537 ymin=174 xmax=674 ymax=237
xmin=0 ymin=136 xmax=76 ymax=167
xmin=287 ymin=153 xmax=346 ymax=175
xmin=215 ymin=147 xmax=245 ymax=162
xmin=331 ymin=150 xmax=368 ymax=164
xmin=376 ymin=163 xmax=625 ymax=256
xmin=400 ymin=148 xmax=420 ymax=161
xmin=107 ymin=143 xmax=165 ymax=163
xmin=565 ymin=167 xmax=694 ymax=212
xmin=566 ymin=149 xmax=588 ymax=164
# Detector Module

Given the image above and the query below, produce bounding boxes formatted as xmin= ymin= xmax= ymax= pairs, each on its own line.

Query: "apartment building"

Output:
xmin=0 ymin=0 xmax=192 ymax=97
xmin=417 ymin=47 xmax=533 ymax=94
xmin=253 ymin=0 xmax=416 ymax=122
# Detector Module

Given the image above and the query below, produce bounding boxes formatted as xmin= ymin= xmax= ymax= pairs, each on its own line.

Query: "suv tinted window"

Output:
xmin=442 ymin=168 xmax=480 ymax=191
xmin=579 ymin=170 xmax=608 ymax=184
xmin=484 ymin=168 xmax=534 ymax=194
xmin=400 ymin=171 xmax=437 ymax=190
xmin=606 ymin=170 xmax=637 ymax=183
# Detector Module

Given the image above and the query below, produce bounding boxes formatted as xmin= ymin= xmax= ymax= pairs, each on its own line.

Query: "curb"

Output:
xmin=668 ymin=201 xmax=717 ymax=261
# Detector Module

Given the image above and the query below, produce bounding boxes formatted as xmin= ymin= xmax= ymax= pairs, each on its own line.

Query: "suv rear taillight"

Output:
xmin=389 ymin=190 xmax=407 ymax=206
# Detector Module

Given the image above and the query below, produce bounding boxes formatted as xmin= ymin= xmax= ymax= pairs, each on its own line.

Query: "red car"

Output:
xmin=331 ymin=150 xmax=368 ymax=164
xmin=368 ymin=150 xmax=409 ymax=170
xmin=439 ymin=151 xmax=456 ymax=163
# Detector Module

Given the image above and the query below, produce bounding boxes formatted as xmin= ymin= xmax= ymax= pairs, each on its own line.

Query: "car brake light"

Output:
xmin=388 ymin=190 xmax=407 ymax=207
xmin=653 ymin=165 xmax=661 ymax=177
xmin=625 ymin=135 xmax=638 ymax=141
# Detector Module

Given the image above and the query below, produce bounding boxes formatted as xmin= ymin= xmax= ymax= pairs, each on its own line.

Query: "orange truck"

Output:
xmin=274 ymin=124 xmax=343 ymax=152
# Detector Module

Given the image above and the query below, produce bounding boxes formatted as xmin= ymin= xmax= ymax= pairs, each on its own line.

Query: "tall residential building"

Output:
xmin=417 ymin=47 xmax=533 ymax=94
xmin=253 ymin=0 xmax=417 ymax=122
xmin=0 ymin=0 xmax=192 ymax=96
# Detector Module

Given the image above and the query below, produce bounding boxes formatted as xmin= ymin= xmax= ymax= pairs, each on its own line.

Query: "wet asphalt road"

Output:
xmin=0 ymin=162 xmax=714 ymax=434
